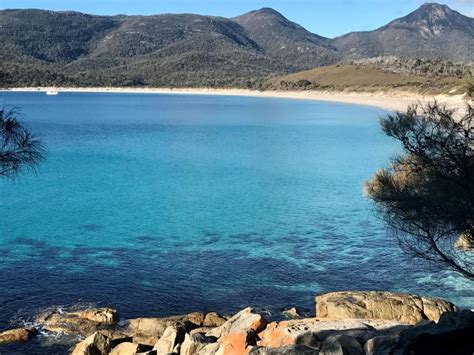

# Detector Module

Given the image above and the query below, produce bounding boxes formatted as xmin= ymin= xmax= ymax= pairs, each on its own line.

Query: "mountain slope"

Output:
xmin=332 ymin=3 xmax=474 ymax=62
xmin=233 ymin=8 xmax=340 ymax=69
xmin=0 ymin=9 xmax=119 ymax=63
xmin=0 ymin=10 xmax=287 ymax=87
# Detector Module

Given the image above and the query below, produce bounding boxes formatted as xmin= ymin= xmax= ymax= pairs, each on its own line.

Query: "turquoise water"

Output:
xmin=0 ymin=92 xmax=472 ymax=353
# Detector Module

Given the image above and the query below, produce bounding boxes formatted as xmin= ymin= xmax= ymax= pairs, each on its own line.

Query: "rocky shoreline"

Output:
xmin=1 ymin=291 xmax=473 ymax=354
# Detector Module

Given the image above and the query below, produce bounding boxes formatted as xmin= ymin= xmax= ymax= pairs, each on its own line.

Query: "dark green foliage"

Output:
xmin=0 ymin=9 xmax=303 ymax=88
xmin=0 ymin=106 xmax=45 ymax=178
xmin=365 ymin=103 xmax=474 ymax=279
xmin=233 ymin=8 xmax=340 ymax=70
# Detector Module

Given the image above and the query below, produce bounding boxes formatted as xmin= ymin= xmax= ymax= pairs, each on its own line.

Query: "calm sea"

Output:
xmin=0 ymin=92 xmax=472 ymax=354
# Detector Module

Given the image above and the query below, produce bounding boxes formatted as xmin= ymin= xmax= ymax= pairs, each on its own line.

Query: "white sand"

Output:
xmin=2 ymin=87 xmax=469 ymax=112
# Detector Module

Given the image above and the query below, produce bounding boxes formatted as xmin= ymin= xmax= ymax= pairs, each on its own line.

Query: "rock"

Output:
xmin=190 ymin=327 xmax=216 ymax=335
xmin=110 ymin=342 xmax=152 ymax=355
xmin=74 ymin=308 xmax=119 ymax=324
xmin=283 ymin=307 xmax=301 ymax=320
xmin=249 ymin=345 xmax=319 ymax=354
xmin=363 ymin=335 xmax=399 ymax=355
xmin=404 ymin=326 xmax=474 ymax=354
xmin=71 ymin=331 xmax=111 ymax=355
xmin=181 ymin=333 xmax=216 ymax=355
xmin=316 ymin=291 xmax=456 ymax=324
xmin=203 ymin=312 xmax=227 ymax=327
xmin=362 ymin=310 xmax=474 ymax=354
xmin=0 ymin=327 xmax=37 ymax=344
xmin=98 ymin=329 xmax=133 ymax=348
xmin=196 ymin=342 xmax=220 ymax=355
xmin=258 ymin=318 xmax=373 ymax=349
xmin=320 ymin=334 xmax=362 ymax=354
xmin=207 ymin=307 xmax=267 ymax=338
xmin=129 ymin=312 xmax=216 ymax=346
xmin=215 ymin=330 xmax=260 ymax=355
xmin=36 ymin=307 xmax=119 ymax=335
xmin=393 ymin=310 xmax=474 ymax=353
xmin=152 ymin=324 xmax=185 ymax=354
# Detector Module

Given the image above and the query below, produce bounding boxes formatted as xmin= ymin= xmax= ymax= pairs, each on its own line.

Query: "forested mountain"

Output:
xmin=0 ymin=3 xmax=472 ymax=88
xmin=332 ymin=3 xmax=474 ymax=62
xmin=233 ymin=8 xmax=340 ymax=70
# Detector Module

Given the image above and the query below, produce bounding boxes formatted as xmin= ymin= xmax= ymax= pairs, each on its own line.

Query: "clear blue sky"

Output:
xmin=1 ymin=0 xmax=473 ymax=38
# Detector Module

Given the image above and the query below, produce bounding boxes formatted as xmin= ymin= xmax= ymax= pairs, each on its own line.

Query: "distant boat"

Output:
xmin=46 ymin=90 xmax=58 ymax=95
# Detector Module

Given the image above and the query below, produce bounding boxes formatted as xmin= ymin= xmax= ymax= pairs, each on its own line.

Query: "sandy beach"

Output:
xmin=3 ymin=87 xmax=469 ymax=113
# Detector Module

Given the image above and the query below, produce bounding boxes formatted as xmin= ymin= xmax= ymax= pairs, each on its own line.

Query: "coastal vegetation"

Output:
xmin=264 ymin=61 xmax=473 ymax=95
xmin=0 ymin=106 xmax=44 ymax=179
xmin=365 ymin=102 xmax=474 ymax=279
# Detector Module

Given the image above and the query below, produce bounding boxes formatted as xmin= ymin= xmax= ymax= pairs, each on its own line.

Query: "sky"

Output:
xmin=1 ymin=0 xmax=473 ymax=38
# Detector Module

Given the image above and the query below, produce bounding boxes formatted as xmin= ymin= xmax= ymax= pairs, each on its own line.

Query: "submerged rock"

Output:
xmin=0 ymin=327 xmax=37 ymax=344
xmin=316 ymin=291 xmax=456 ymax=324
xmin=36 ymin=307 xmax=119 ymax=335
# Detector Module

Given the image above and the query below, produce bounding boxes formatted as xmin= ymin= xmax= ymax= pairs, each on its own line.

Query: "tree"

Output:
xmin=0 ymin=106 xmax=45 ymax=179
xmin=364 ymin=102 xmax=474 ymax=280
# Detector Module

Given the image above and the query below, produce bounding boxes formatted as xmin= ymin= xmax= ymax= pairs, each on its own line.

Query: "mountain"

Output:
xmin=0 ymin=9 xmax=283 ymax=87
xmin=233 ymin=8 xmax=340 ymax=70
xmin=0 ymin=3 xmax=473 ymax=88
xmin=331 ymin=3 xmax=474 ymax=62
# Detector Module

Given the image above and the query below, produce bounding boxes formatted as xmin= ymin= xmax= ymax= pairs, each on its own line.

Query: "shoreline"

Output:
xmin=2 ymin=87 xmax=469 ymax=112
xmin=2 ymin=290 xmax=471 ymax=354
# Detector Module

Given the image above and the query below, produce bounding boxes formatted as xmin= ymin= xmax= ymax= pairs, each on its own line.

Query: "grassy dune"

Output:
xmin=265 ymin=64 xmax=470 ymax=95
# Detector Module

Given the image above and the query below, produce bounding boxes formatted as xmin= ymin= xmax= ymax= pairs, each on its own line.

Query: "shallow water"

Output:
xmin=0 ymin=92 xmax=472 ymax=354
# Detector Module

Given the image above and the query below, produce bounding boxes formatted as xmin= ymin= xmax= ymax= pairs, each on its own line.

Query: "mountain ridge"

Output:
xmin=0 ymin=3 xmax=472 ymax=88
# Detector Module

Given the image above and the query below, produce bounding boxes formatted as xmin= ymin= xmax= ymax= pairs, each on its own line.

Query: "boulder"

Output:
xmin=110 ymin=342 xmax=152 ymax=355
xmin=320 ymin=334 xmax=362 ymax=354
xmin=74 ymin=308 xmax=119 ymax=323
xmin=207 ymin=308 xmax=267 ymax=338
xmin=36 ymin=307 xmax=119 ymax=335
xmin=258 ymin=316 xmax=410 ymax=353
xmin=98 ymin=329 xmax=133 ymax=348
xmin=71 ymin=331 xmax=111 ymax=355
xmin=0 ymin=327 xmax=37 ymax=344
xmin=203 ymin=312 xmax=227 ymax=327
xmin=282 ymin=307 xmax=301 ymax=320
xmin=129 ymin=312 xmax=221 ymax=346
xmin=257 ymin=318 xmax=374 ymax=349
xmin=393 ymin=310 xmax=474 ymax=353
xmin=181 ymin=333 xmax=216 ymax=355
xmin=152 ymin=324 xmax=185 ymax=354
xmin=363 ymin=335 xmax=399 ymax=355
xmin=316 ymin=291 xmax=456 ymax=324
xmin=196 ymin=342 xmax=220 ymax=355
